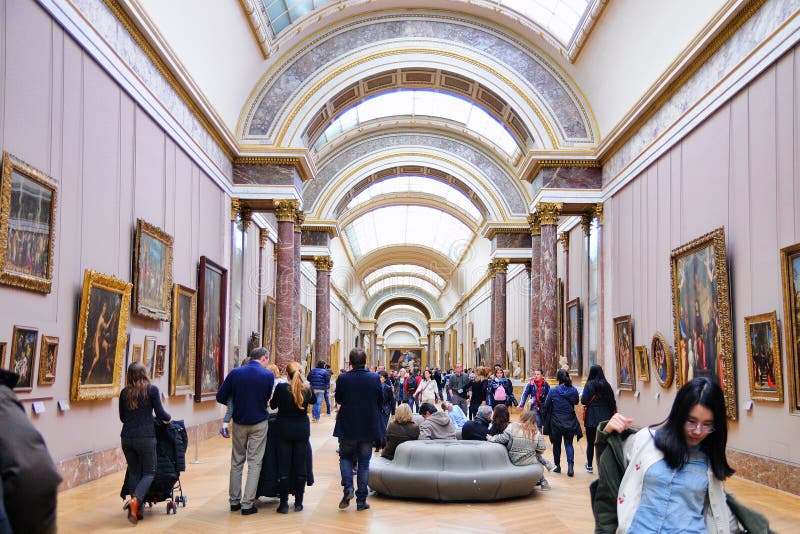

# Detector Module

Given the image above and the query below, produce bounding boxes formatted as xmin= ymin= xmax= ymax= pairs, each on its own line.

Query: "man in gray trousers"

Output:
xmin=446 ymin=364 xmax=471 ymax=415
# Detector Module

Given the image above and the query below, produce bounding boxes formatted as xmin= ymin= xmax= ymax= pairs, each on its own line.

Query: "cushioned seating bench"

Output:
xmin=368 ymin=439 xmax=543 ymax=501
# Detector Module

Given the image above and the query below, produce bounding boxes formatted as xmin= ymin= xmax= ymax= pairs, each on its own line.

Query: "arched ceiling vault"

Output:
xmin=377 ymin=311 xmax=429 ymax=337
xmin=239 ymin=12 xmax=598 ymax=148
xmin=339 ymin=196 xmax=481 ymax=233
xmin=379 ymin=321 xmax=423 ymax=338
xmin=371 ymin=295 xmax=440 ymax=321
xmin=354 ymin=245 xmax=457 ymax=283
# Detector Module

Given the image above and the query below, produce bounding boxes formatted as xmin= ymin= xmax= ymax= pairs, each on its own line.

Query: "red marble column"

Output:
xmin=595 ymin=203 xmax=605 ymax=368
xmin=274 ymin=199 xmax=298 ymax=371
xmin=489 ymin=258 xmax=509 ymax=369
xmin=560 ymin=231 xmax=570 ymax=358
xmin=313 ymin=256 xmax=332 ymax=365
xmin=528 ymin=215 xmax=542 ymax=373
xmin=537 ymin=202 xmax=562 ymax=377
xmin=293 ymin=210 xmax=304 ymax=361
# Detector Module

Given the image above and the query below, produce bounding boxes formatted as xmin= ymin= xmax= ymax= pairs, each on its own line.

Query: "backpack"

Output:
xmin=405 ymin=377 xmax=417 ymax=394
xmin=493 ymin=382 xmax=507 ymax=402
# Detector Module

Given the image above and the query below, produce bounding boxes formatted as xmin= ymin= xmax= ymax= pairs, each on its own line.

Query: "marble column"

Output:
xmin=560 ymin=231 xmax=570 ymax=358
xmin=274 ymin=199 xmax=298 ymax=370
xmin=313 ymin=256 xmax=332 ymax=365
xmin=258 ymin=228 xmax=268 ymax=347
xmin=537 ymin=202 xmax=562 ymax=377
xmin=293 ymin=210 xmax=304 ymax=361
xmin=528 ymin=214 xmax=542 ymax=373
xmin=489 ymin=258 xmax=509 ymax=369
xmin=595 ymin=203 xmax=605 ymax=368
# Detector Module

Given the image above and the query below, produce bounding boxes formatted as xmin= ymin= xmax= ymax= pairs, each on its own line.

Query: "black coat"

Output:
xmin=580 ymin=379 xmax=616 ymax=429
xmin=333 ymin=368 xmax=386 ymax=442
xmin=543 ymin=384 xmax=583 ymax=438
xmin=461 ymin=417 xmax=490 ymax=441
xmin=257 ymin=413 xmax=315 ymax=498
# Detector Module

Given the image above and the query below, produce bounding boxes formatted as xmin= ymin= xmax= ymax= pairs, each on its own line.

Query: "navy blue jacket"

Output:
xmin=543 ymin=384 xmax=583 ymax=438
xmin=580 ymin=379 xmax=616 ymax=429
xmin=519 ymin=379 xmax=551 ymax=412
xmin=333 ymin=368 xmax=386 ymax=441
xmin=307 ymin=367 xmax=330 ymax=391
xmin=216 ymin=361 xmax=274 ymax=425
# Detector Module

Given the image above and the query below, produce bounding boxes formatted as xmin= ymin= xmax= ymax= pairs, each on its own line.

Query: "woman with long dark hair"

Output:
xmin=542 ymin=368 xmax=582 ymax=476
xmin=592 ymin=377 xmax=766 ymax=533
xmin=489 ymin=403 xmax=510 ymax=436
xmin=581 ymin=364 xmax=616 ymax=473
xmin=119 ymin=362 xmax=171 ymax=524
xmin=269 ymin=361 xmax=315 ymax=514
xmin=466 ymin=366 xmax=490 ymax=419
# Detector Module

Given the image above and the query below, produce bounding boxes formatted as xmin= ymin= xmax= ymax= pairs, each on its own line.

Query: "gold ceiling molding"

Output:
xmin=233 ymin=155 xmax=313 ymax=182
xmin=364 ymin=271 xmax=445 ymax=292
xmin=566 ymin=0 xmax=609 ymax=63
xmin=312 ymin=256 xmax=334 ymax=271
xmin=526 ymin=158 xmax=601 ymax=182
xmin=101 ymin=0 xmax=235 ymax=161
xmin=354 ymin=245 xmax=457 ymax=281
xmin=599 ymin=0 xmax=767 ymax=165
xmin=535 ymin=202 xmax=563 ymax=225
xmin=238 ymin=0 xmax=271 ymax=59
xmin=303 ymin=220 xmax=339 ymax=238
xmin=483 ymin=222 xmax=531 ymax=240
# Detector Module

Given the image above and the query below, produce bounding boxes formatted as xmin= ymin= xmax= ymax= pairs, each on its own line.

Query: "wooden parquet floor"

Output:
xmin=57 ymin=416 xmax=800 ymax=533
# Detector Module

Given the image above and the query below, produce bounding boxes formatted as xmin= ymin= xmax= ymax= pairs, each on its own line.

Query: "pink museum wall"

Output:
xmin=0 ymin=0 xmax=234 ymax=465
xmin=605 ymin=46 xmax=800 ymax=468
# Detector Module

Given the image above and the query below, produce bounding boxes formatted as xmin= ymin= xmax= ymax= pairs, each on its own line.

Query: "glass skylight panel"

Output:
xmin=343 ymin=205 xmax=472 ymax=261
xmin=364 ymin=265 xmax=446 ymax=288
xmin=366 ymin=277 xmax=441 ymax=299
xmin=263 ymin=0 xmax=334 ymax=36
xmin=345 ymin=176 xmax=482 ymax=220
xmin=501 ymin=0 xmax=589 ymax=45
xmin=314 ymin=90 xmax=520 ymax=157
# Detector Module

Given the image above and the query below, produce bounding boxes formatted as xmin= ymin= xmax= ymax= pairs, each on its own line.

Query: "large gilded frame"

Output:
xmin=671 ymin=227 xmax=736 ymax=419
xmin=781 ymin=242 xmax=800 ymax=413
xmin=70 ymin=270 xmax=132 ymax=401
xmin=262 ymin=296 xmax=277 ymax=361
xmin=744 ymin=311 xmax=783 ymax=403
xmin=613 ymin=315 xmax=635 ymax=392
xmin=0 ymin=151 xmax=57 ymax=293
xmin=195 ymin=256 xmax=227 ymax=402
xmin=133 ymin=219 xmax=173 ymax=320
xmin=170 ymin=284 xmax=196 ymax=395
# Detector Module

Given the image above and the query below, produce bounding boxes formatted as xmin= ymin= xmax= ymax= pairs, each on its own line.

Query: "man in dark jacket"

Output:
xmin=460 ymin=405 xmax=492 ymax=441
xmin=333 ymin=348 xmax=385 ymax=511
xmin=519 ymin=368 xmax=551 ymax=430
xmin=0 ymin=369 xmax=62 ymax=534
xmin=307 ymin=361 xmax=331 ymax=422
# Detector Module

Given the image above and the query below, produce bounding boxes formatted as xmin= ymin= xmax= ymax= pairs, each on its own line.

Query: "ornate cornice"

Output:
xmin=535 ymin=202 xmax=563 ymax=225
xmin=274 ymin=199 xmax=298 ymax=222
xmin=482 ymin=222 xmax=531 ymax=240
xmin=233 ymin=155 xmax=311 ymax=181
xmin=488 ymin=258 xmax=510 ymax=275
xmin=294 ymin=210 xmax=305 ymax=231
xmin=259 ymin=228 xmax=269 ymax=248
xmin=559 ymin=232 xmax=570 ymax=252
xmin=527 ymin=213 xmax=541 ymax=236
xmin=313 ymin=256 xmax=334 ymax=272
xmin=527 ymin=158 xmax=601 ymax=182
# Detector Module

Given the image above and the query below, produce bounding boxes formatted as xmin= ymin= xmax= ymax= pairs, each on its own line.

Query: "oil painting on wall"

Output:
xmin=781 ymin=242 xmax=800 ymax=412
xmin=11 ymin=326 xmax=38 ymax=391
xmin=566 ymin=298 xmax=582 ymax=375
xmin=389 ymin=348 xmax=421 ymax=371
xmin=195 ymin=256 xmax=227 ymax=402
xmin=744 ymin=312 xmax=783 ymax=402
xmin=651 ymin=333 xmax=674 ymax=388
xmin=263 ymin=296 xmax=276 ymax=360
xmin=37 ymin=335 xmax=58 ymax=386
xmin=133 ymin=219 xmax=173 ymax=321
xmin=171 ymin=284 xmax=196 ymax=395
xmin=613 ymin=315 xmax=634 ymax=391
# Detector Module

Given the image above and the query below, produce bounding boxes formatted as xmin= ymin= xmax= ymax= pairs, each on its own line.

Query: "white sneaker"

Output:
xmin=539 ymin=478 xmax=551 ymax=490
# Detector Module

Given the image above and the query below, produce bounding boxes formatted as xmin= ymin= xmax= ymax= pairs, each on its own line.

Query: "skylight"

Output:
xmin=502 ymin=0 xmax=590 ymax=45
xmin=262 ymin=0 xmax=334 ymax=36
xmin=313 ymin=90 xmax=520 ymax=157
xmin=346 ymin=176 xmax=482 ymax=221
xmin=342 ymin=205 xmax=473 ymax=262
xmin=366 ymin=277 xmax=442 ymax=299
xmin=364 ymin=265 xmax=446 ymax=289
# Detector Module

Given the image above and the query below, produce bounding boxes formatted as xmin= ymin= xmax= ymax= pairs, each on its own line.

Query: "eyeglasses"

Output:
xmin=684 ymin=421 xmax=715 ymax=434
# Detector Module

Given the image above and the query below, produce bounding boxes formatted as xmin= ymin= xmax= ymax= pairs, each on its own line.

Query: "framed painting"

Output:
xmin=557 ymin=278 xmax=564 ymax=361
xmin=132 ymin=344 xmax=142 ymax=363
xmin=781 ymin=242 xmax=800 ymax=412
xmin=70 ymin=270 xmax=131 ymax=401
xmin=195 ymin=256 xmax=227 ymax=402
xmin=0 ymin=341 xmax=5 ymax=369
xmin=11 ymin=326 xmax=38 ymax=391
xmin=155 ymin=345 xmax=166 ymax=377
xmin=651 ymin=332 xmax=674 ymax=388
xmin=306 ymin=308 xmax=313 ymax=348
xmin=635 ymin=345 xmax=650 ymax=382
xmin=744 ymin=312 xmax=783 ymax=402
xmin=170 ymin=284 xmax=196 ymax=395
xmin=133 ymin=219 xmax=173 ymax=321
xmin=388 ymin=348 xmax=421 ymax=371
xmin=671 ymin=227 xmax=736 ymax=419
xmin=262 ymin=296 xmax=276 ymax=360
xmin=613 ymin=315 xmax=635 ymax=392
xmin=37 ymin=335 xmax=59 ymax=386
xmin=0 ymin=152 xmax=57 ymax=293
xmin=299 ymin=305 xmax=308 ymax=355
xmin=566 ymin=297 xmax=582 ymax=375
xmin=143 ymin=336 xmax=157 ymax=378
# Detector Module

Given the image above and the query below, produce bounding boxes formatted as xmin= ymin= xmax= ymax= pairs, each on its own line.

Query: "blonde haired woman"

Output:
xmin=381 ymin=403 xmax=420 ymax=460
xmin=489 ymin=409 xmax=551 ymax=490
xmin=269 ymin=361 xmax=315 ymax=513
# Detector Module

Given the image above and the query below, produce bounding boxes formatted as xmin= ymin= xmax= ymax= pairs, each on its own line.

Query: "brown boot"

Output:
xmin=128 ymin=497 xmax=140 ymax=524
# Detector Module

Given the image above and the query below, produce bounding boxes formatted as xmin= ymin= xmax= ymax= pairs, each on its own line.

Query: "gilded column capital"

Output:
xmin=535 ymin=202 xmax=563 ymax=225
xmin=259 ymin=228 xmax=269 ymax=248
xmin=230 ymin=197 xmax=242 ymax=221
xmin=488 ymin=258 xmax=509 ymax=275
xmin=559 ymin=231 xmax=570 ymax=252
xmin=294 ymin=209 xmax=305 ymax=231
xmin=274 ymin=199 xmax=299 ymax=221
xmin=313 ymin=256 xmax=333 ymax=271
xmin=581 ymin=213 xmax=593 ymax=236
xmin=527 ymin=213 xmax=541 ymax=236
xmin=593 ymin=202 xmax=604 ymax=225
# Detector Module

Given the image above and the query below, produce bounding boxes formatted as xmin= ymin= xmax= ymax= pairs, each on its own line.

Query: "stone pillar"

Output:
xmin=560 ymin=231 xmax=570 ymax=358
xmin=537 ymin=202 xmax=562 ymax=377
xmin=489 ymin=258 xmax=509 ymax=369
xmin=293 ymin=210 xmax=304 ymax=360
xmin=595 ymin=203 xmax=605 ymax=368
xmin=528 ymin=214 xmax=541 ymax=373
xmin=258 ymin=228 xmax=269 ymax=343
xmin=274 ymin=199 xmax=298 ymax=370
xmin=313 ymin=256 xmax=332 ymax=365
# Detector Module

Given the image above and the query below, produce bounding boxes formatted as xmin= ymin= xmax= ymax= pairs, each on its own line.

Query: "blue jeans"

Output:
xmin=407 ymin=396 xmax=416 ymax=412
xmin=121 ymin=437 xmax=157 ymax=501
xmin=550 ymin=430 xmax=575 ymax=468
xmin=312 ymin=391 xmax=324 ymax=420
xmin=338 ymin=439 xmax=373 ymax=504
xmin=324 ymin=391 xmax=331 ymax=414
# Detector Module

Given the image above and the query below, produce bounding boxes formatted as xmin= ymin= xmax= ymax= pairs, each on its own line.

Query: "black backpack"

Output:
xmin=405 ymin=377 xmax=417 ymax=393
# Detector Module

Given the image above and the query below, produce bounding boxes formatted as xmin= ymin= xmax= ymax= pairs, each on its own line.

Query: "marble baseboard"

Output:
xmin=727 ymin=449 xmax=800 ymax=496
xmin=56 ymin=418 xmax=222 ymax=492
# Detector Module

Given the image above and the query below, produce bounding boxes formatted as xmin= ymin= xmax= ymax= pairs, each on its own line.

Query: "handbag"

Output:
xmin=582 ymin=394 xmax=596 ymax=422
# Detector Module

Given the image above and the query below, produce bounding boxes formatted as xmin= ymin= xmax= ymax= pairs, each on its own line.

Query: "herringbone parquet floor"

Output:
xmin=57 ymin=415 xmax=800 ymax=533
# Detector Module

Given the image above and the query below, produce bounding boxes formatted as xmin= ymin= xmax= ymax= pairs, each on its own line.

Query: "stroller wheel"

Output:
xmin=181 ymin=496 xmax=187 ymax=507
xmin=166 ymin=501 xmax=174 ymax=514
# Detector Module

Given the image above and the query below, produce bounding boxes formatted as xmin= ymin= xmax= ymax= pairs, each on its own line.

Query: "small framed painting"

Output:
xmin=133 ymin=219 xmax=173 ymax=321
xmin=651 ymin=332 xmax=675 ymax=388
xmin=37 ymin=335 xmax=59 ymax=386
xmin=170 ymin=284 xmax=196 ymax=395
xmin=132 ymin=344 xmax=143 ymax=363
xmin=744 ymin=311 xmax=783 ymax=402
xmin=11 ymin=326 xmax=38 ymax=391
xmin=635 ymin=345 xmax=650 ymax=382
xmin=613 ymin=315 xmax=635 ymax=392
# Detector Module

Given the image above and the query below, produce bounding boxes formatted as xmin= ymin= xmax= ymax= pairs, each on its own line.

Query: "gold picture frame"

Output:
xmin=38 ymin=335 xmax=59 ymax=386
xmin=10 ymin=326 xmax=38 ymax=391
xmin=651 ymin=332 xmax=675 ymax=388
xmin=671 ymin=227 xmax=736 ymax=419
xmin=781 ymin=242 xmax=800 ymax=412
xmin=132 ymin=344 xmax=143 ymax=363
xmin=143 ymin=336 xmax=157 ymax=378
xmin=155 ymin=345 xmax=166 ymax=377
xmin=635 ymin=345 xmax=650 ymax=382
xmin=0 ymin=151 xmax=57 ymax=293
xmin=170 ymin=284 xmax=196 ymax=395
xmin=744 ymin=312 xmax=783 ymax=403
xmin=613 ymin=315 xmax=635 ymax=391
xmin=70 ymin=270 xmax=132 ymax=401
xmin=0 ymin=342 xmax=6 ymax=369
xmin=262 ymin=296 xmax=276 ymax=361
xmin=133 ymin=219 xmax=173 ymax=321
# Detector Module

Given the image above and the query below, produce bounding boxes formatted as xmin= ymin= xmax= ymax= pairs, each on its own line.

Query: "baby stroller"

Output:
xmin=121 ymin=419 xmax=188 ymax=515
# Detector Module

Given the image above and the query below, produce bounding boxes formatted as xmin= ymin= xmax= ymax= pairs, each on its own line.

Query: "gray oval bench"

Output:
xmin=368 ymin=439 xmax=543 ymax=501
